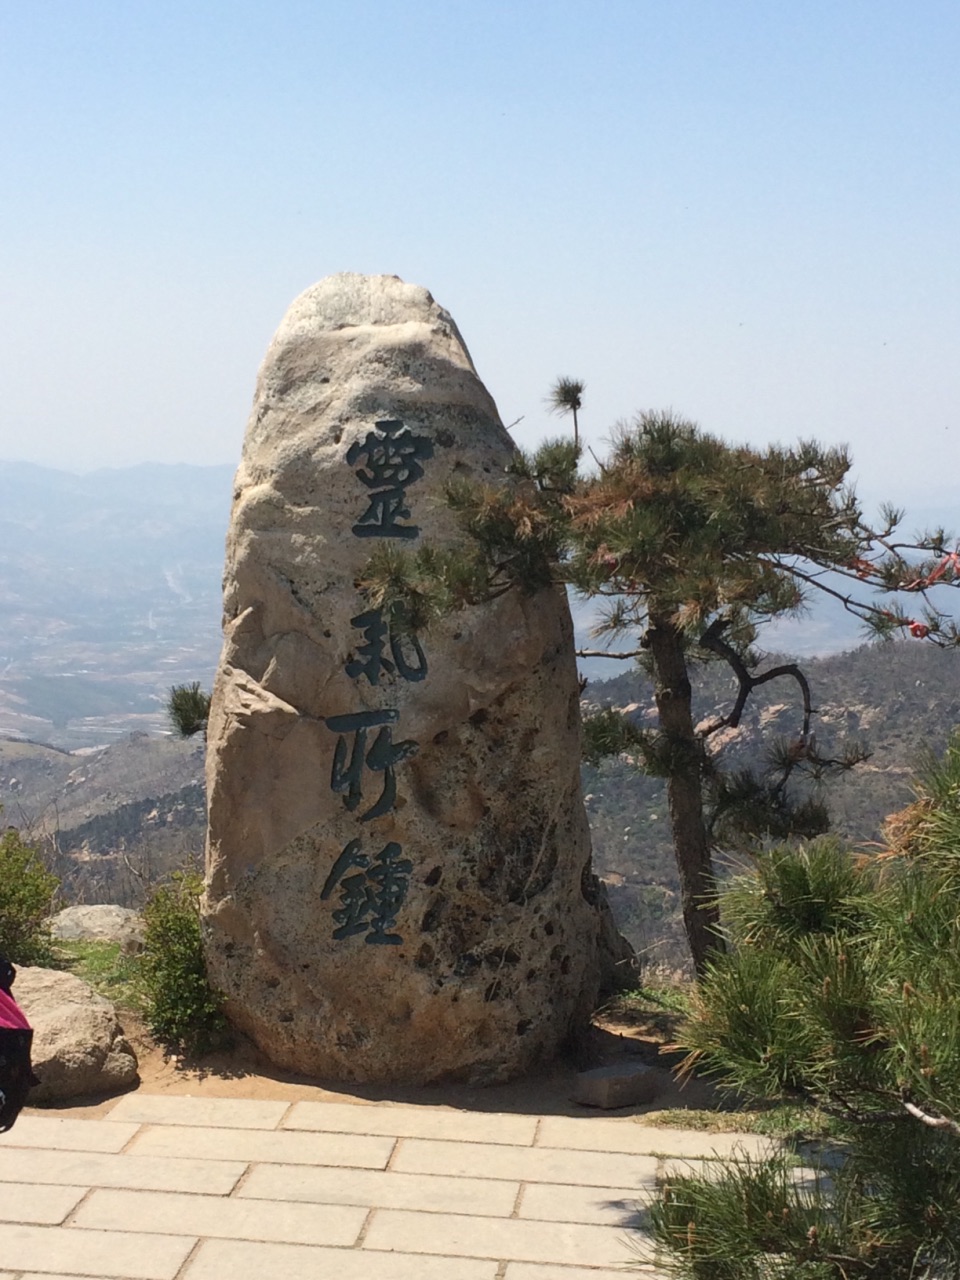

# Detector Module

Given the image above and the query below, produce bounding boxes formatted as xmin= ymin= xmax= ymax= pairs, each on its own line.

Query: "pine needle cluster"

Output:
xmin=650 ymin=737 xmax=960 ymax=1277
xmin=167 ymin=682 xmax=211 ymax=739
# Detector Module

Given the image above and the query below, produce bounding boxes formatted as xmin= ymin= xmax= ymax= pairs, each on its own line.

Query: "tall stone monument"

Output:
xmin=203 ymin=273 xmax=604 ymax=1083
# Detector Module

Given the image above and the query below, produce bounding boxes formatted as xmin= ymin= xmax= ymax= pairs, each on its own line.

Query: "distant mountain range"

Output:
xmin=3 ymin=462 xmax=958 ymax=970
xmin=0 ymin=460 xmax=897 ymax=746
xmin=0 ymin=462 xmax=233 ymax=746
xmin=3 ymin=640 xmax=958 ymax=969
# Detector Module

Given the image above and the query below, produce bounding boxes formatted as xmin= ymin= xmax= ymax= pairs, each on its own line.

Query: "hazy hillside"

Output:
xmin=2 ymin=462 xmax=958 ymax=967
xmin=0 ymin=462 xmax=233 ymax=745
xmin=0 ymin=460 xmax=938 ymax=745
xmin=586 ymin=641 xmax=960 ymax=968
xmin=3 ymin=641 xmax=958 ymax=969
xmin=0 ymin=731 xmax=205 ymax=904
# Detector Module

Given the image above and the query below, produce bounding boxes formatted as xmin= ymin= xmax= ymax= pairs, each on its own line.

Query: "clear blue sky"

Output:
xmin=2 ymin=0 xmax=957 ymax=519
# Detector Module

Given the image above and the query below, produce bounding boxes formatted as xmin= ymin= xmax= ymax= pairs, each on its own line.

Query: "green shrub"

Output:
xmin=0 ymin=821 xmax=58 ymax=964
xmin=139 ymin=871 xmax=229 ymax=1054
xmin=167 ymin=682 xmax=211 ymax=738
xmin=56 ymin=939 xmax=141 ymax=1012
xmin=648 ymin=739 xmax=960 ymax=1277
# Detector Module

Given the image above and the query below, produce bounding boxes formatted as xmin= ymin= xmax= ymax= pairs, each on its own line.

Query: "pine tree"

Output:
xmin=547 ymin=376 xmax=585 ymax=448
xmin=649 ymin=735 xmax=960 ymax=1277
xmin=360 ymin=406 xmax=960 ymax=973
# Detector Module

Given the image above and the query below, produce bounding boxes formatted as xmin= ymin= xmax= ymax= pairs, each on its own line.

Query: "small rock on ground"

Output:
xmin=14 ymin=966 xmax=139 ymax=1103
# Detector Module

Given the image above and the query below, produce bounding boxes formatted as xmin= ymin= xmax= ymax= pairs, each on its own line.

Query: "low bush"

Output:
xmin=167 ymin=682 xmax=211 ymax=738
xmin=139 ymin=871 xmax=229 ymax=1054
xmin=0 ymin=820 xmax=58 ymax=964
xmin=56 ymin=939 xmax=142 ymax=1012
xmin=648 ymin=738 xmax=960 ymax=1278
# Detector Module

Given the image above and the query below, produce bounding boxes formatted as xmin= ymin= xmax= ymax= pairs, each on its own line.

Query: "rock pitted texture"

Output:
xmin=49 ymin=905 xmax=145 ymax=951
xmin=203 ymin=273 xmax=603 ymax=1083
xmin=15 ymin=967 xmax=138 ymax=1102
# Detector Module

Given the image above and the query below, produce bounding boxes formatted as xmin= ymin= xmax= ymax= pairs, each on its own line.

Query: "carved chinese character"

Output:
xmin=325 ymin=709 xmax=419 ymax=821
xmin=345 ymin=608 xmax=428 ymax=686
xmin=346 ymin=419 xmax=433 ymax=539
xmin=320 ymin=838 xmax=413 ymax=945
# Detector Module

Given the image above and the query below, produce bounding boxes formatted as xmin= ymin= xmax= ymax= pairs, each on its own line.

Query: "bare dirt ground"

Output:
xmin=43 ymin=1004 xmax=723 ymax=1122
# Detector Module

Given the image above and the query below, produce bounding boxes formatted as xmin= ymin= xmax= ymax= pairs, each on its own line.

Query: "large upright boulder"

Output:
xmin=203 ymin=273 xmax=601 ymax=1083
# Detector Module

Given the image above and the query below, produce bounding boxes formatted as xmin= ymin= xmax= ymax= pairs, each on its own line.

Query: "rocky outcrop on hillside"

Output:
xmin=49 ymin=905 xmax=145 ymax=951
xmin=0 ymin=732 xmax=204 ymax=843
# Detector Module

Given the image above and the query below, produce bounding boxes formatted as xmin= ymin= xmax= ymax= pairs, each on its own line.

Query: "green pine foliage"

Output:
xmin=167 ymin=682 xmax=211 ymax=739
xmin=361 ymin=402 xmax=960 ymax=973
xmin=650 ymin=736 xmax=960 ymax=1277
xmin=546 ymin=376 xmax=585 ymax=446
xmin=139 ymin=871 xmax=229 ymax=1054
xmin=0 ymin=815 xmax=58 ymax=964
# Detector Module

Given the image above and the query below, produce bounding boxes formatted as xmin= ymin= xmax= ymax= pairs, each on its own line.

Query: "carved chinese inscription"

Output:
xmin=320 ymin=839 xmax=413 ymax=945
xmin=322 ymin=419 xmax=433 ymax=944
xmin=345 ymin=608 xmax=428 ymax=686
xmin=326 ymin=710 xmax=419 ymax=821
xmin=346 ymin=418 xmax=434 ymax=539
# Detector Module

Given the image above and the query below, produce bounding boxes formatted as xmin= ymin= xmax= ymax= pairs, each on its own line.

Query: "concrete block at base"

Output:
xmin=572 ymin=1061 xmax=664 ymax=1109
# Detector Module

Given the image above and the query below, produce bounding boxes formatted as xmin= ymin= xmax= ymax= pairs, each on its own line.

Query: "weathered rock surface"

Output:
xmin=203 ymin=272 xmax=607 ymax=1083
xmin=49 ymin=905 xmax=145 ymax=952
xmin=591 ymin=878 xmax=640 ymax=996
xmin=15 ymin=967 xmax=139 ymax=1102
xmin=572 ymin=1061 xmax=665 ymax=1109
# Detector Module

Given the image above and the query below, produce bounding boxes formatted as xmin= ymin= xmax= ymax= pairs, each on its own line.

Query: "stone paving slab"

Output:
xmin=0 ymin=1092 xmax=776 ymax=1276
xmin=659 ymin=1155 xmax=814 ymax=1185
xmin=0 ymin=1147 xmax=248 ymax=1193
xmin=0 ymin=1181 xmax=88 ymax=1225
xmin=537 ymin=1114 xmax=775 ymax=1159
xmin=237 ymin=1161 xmax=521 ymax=1215
xmin=181 ymin=1238 xmax=499 ymax=1279
xmin=393 ymin=1135 xmax=661 ymax=1187
xmin=0 ymin=1223 xmax=196 ymax=1279
xmin=1 ymin=1115 xmax=141 ymax=1152
xmin=16 ymin=1275 xmax=143 ymax=1280
xmin=73 ymin=1186 xmax=368 ymax=1247
xmin=17 ymin=1275 xmax=141 ymax=1280
xmin=363 ymin=1207 xmax=636 ymax=1268
xmin=504 ymin=1266 xmax=662 ymax=1279
xmin=108 ymin=1095 xmax=291 ymax=1129
xmin=17 ymin=1275 xmax=145 ymax=1280
xmin=518 ymin=1178 xmax=647 ymax=1227
xmin=283 ymin=1099 xmax=539 ymax=1145
xmin=128 ymin=1122 xmax=396 ymax=1167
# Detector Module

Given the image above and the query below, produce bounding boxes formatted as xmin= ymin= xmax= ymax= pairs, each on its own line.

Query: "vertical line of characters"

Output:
xmin=320 ymin=420 xmax=434 ymax=945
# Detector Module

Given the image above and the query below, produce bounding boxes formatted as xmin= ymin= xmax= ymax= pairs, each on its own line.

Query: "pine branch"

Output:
xmin=697 ymin=617 xmax=812 ymax=743
xmin=575 ymin=648 xmax=641 ymax=660
xmin=902 ymin=1100 xmax=960 ymax=1138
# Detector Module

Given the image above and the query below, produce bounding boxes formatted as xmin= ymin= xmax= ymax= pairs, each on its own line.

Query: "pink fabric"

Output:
xmin=0 ymin=988 xmax=30 ymax=1031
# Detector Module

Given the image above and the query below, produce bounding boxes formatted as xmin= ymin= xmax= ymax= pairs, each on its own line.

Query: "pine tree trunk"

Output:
xmin=647 ymin=618 xmax=722 ymax=976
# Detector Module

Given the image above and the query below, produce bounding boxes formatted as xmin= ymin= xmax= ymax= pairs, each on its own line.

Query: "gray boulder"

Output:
xmin=15 ymin=967 xmax=139 ymax=1102
xmin=49 ymin=904 xmax=145 ymax=952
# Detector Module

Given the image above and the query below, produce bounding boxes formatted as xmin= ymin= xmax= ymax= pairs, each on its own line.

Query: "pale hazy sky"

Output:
xmin=2 ymin=1 xmax=958 ymax=520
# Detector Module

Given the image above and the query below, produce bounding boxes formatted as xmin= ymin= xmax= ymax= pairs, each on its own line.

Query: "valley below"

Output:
xmin=3 ymin=461 xmax=958 ymax=971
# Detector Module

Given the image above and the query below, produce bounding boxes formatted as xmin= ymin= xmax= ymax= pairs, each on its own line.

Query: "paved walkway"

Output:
xmin=0 ymin=1095 xmax=773 ymax=1279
